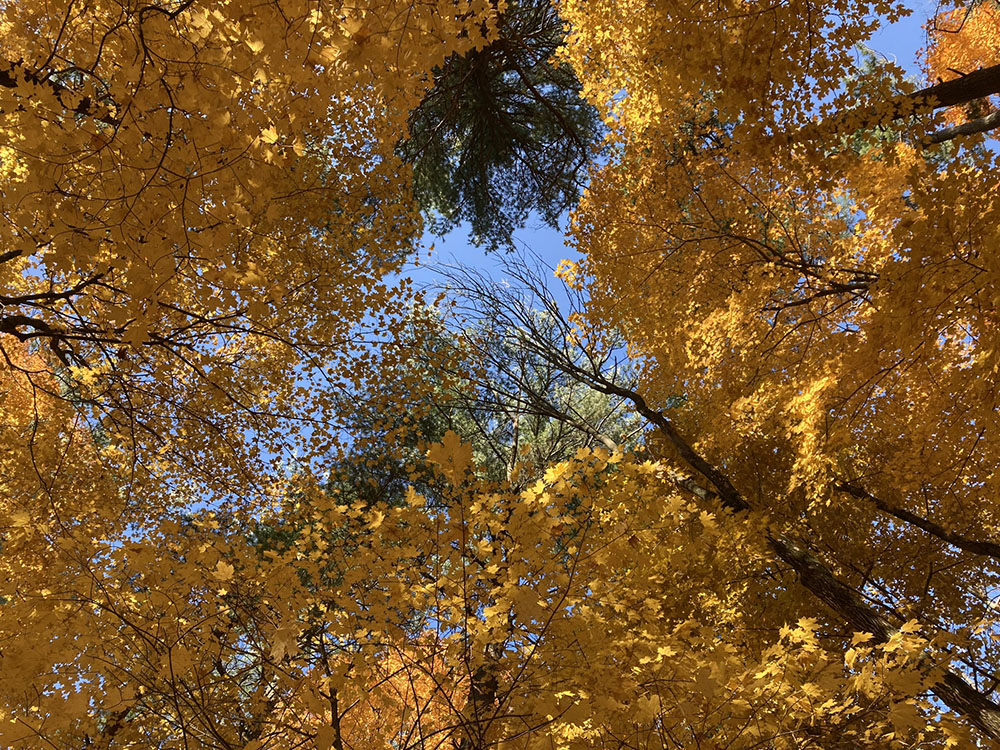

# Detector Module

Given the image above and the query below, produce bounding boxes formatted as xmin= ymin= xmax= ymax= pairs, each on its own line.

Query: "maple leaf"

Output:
xmin=426 ymin=429 xmax=474 ymax=483
xmin=212 ymin=561 xmax=234 ymax=582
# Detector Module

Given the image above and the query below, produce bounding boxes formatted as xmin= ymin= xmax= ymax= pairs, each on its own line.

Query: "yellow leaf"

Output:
xmin=313 ymin=726 xmax=335 ymax=750
xmin=426 ymin=430 xmax=473 ymax=482
xmin=213 ymin=561 xmax=234 ymax=582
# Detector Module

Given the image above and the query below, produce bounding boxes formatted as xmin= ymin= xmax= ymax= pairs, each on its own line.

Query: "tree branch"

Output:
xmin=652 ymin=417 xmax=1000 ymax=739
xmin=807 ymin=63 xmax=1000 ymax=142
xmin=911 ymin=65 xmax=1000 ymax=111
xmin=836 ymin=482 xmax=1000 ymax=560
xmin=0 ymin=59 xmax=119 ymax=126
xmin=929 ymin=108 xmax=1000 ymax=143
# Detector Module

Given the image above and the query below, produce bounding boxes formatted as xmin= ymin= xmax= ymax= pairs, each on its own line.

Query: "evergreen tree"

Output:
xmin=400 ymin=0 xmax=603 ymax=248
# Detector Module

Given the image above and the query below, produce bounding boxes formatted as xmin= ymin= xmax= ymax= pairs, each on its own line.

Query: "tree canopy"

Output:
xmin=4 ymin=0 xmax=1000 ymax=748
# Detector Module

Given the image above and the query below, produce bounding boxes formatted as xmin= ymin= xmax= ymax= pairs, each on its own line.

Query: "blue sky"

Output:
xmin=869 ymin=0 xmax=938 ymax=74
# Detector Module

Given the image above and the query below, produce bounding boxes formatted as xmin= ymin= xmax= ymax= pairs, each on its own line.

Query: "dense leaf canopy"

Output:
xmin=4 ymin=0 xmax=1000 ymax=748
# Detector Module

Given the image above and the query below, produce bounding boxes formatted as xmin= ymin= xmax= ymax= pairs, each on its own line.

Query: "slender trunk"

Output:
xmin=456 ymin=661 xmax=499 ymax=750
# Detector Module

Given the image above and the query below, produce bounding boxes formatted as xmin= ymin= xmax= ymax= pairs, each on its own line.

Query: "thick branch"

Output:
xmin=0 ymin=314 xmax=88 ymax=365
xmin=811 ymin=63 xmax=1000 ymax=141
xmin=910 ymin=65 xmax=1000 ymax=111
xmin=929 ymin=108 xmax=1000 ymax=143
xmin=0 ymin=314 xmax=60 ymax=337
xmin=771 ymin=533 xmax=1000 ymax=739
xmin=935 ymin=672 xmax=1000 ymax=742
xmin=837 ymin=482 xmax=1000 ymax=560
xmin=0 ymin=272 xmax=105 ymax=306
xmin=565 ymin=368 xmax=749 ymax=513
xmin=328 ymin=689 xmax=345 ymax=750
xmin=457 ymin=662 xmax=499 ymax=750
xmin=767 ymin=535 xmax=894 ymax=641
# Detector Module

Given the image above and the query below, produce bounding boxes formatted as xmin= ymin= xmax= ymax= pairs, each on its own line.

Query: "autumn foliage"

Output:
xmin=927 ymin=2 xmax=1000 ymax=82
xmin=925 ymin=1 xmax=1000 ymax=127
xmin=3 ymin=0 xmax=1000 ymax=748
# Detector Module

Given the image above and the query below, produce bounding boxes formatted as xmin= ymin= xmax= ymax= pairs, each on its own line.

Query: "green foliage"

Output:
xmin=400 ymin=0 xmax=603 ymax=248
